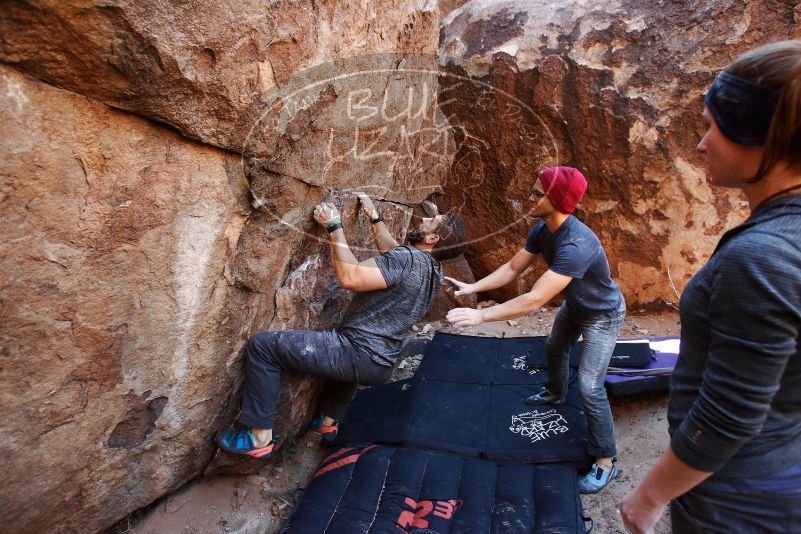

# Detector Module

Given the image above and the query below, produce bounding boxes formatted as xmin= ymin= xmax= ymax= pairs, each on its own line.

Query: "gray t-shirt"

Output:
xmin=338 ymin=246 xmax=442 ymax=366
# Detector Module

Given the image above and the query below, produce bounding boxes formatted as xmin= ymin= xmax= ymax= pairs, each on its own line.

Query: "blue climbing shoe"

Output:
xmin=578 ymin=461 xmax=618 ymax=494
xmin=216 ymin=428 xmax=277 ymax=459
xmin=310 ymin=415 xmax=339 ymax=444
xmin=524 ymin=386 xmax=565 ymax=406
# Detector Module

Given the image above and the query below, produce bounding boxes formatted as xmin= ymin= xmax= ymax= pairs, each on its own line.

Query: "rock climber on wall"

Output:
xmin=216 ymin=193 xmax=467 ymax=459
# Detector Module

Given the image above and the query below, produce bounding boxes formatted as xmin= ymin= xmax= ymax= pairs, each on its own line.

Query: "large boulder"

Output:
xmin=437 ymin=0 xmax=800 ymax=307
xmin=0 ymin=0 xmax=440 ymax=159
xmin=0 ymin=1 xmax=452 ymax=532
xmin=0 ymin=64 xmax=436 ymax=533
xmin=0 ymin=65 xmax=250 ymax=532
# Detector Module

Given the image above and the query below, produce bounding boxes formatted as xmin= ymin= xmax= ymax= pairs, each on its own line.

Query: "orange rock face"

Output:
xmin=0 ymin=1 xmax=450 ymax=532
xmin=3 ymin=0 xmax=796 ymax=532
xmin=0 ymin=65 xmax=251 ymax=531
xmin=437 ymin=0 xmax=798 ymax=307
xmin=0 ymin=0 xmax=439 ymax=156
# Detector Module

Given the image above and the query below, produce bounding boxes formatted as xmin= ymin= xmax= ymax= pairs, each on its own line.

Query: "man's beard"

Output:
xmin=530 ymin=205 xmax=556 ymax=219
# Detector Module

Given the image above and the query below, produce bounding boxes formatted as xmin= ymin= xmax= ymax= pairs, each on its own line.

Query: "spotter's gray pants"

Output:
xmin=546 ymin=301 xmax=626 ymax=459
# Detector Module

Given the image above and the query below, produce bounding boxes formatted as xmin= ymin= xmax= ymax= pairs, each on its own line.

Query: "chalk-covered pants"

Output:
xmin=546 ymin=301 xmax=626 ymax=458
xmin=239 ymin=330 xmax=393 ymax=430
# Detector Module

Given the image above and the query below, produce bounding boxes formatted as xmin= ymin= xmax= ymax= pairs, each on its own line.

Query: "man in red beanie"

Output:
xmin=446 ymin=166 xmax=626 ymax=494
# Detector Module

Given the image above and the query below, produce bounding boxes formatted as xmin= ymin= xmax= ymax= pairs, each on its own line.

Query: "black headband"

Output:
xmin=704 ymin=71 xmax=780 ymax=146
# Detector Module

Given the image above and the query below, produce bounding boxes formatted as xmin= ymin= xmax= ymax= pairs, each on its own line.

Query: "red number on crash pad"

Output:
xmin=397 ymin=497 xmax=434 ymax=529
xmin=397 ymin=497 xmax=462 ymax=529
xmin=433 ymin=499 xmax=458 ymax=519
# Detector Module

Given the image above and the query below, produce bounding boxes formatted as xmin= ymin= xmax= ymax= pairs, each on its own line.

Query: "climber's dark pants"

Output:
xmin=239 ymin=330 xmax=393 ymax=430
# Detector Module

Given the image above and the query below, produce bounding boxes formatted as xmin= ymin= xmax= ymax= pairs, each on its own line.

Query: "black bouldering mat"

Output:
xmin=334 ymin=333 xmax=594 ymax=470
xmin=414 ymin=333 xmax=653 ymax=384
xmin=281 ymin=445 xmax=589 ymax=534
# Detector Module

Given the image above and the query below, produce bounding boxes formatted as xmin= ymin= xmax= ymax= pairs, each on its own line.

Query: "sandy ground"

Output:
xmin=121 ymin=306 xmax=679 ymax=534
xmin=124 ymin=432 xmax=327 ymax=534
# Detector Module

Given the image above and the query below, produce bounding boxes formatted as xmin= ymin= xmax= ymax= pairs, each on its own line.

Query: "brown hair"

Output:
xmin=431 ymin=213 xmax=468 ymax=262
xmin=725 ymin=40 xmax=801 ymax=181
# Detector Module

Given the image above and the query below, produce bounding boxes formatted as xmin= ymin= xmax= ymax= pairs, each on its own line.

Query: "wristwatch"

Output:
xmin=370 ymin=214 xmax=384 ymax=224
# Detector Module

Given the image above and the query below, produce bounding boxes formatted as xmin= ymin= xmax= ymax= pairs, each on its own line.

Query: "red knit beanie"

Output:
xmin=538 ymin=166 xmax=587 ymax=214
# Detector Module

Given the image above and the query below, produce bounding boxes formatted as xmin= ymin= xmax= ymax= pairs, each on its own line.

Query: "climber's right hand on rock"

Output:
xmin=444 ymin=277 xmax=475 ymax=296
xmin=313 ymin=203 xmax=340 ymax=227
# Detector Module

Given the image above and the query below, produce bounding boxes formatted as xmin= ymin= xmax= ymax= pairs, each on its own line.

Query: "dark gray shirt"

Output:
xmin=338 ymin=246 xmax=441 ymax=366
xmin=668 ymin=195 xmax=801 ymax=478
xmin=524 ymin=216 xmax=623 ymax=316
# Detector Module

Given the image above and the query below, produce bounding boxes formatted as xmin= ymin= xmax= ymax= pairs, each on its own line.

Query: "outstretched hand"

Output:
xmin=443 ymin=277 xmax=475 ymax=296
xmin=446 ymin=307 xmax=485 ymax=327
xmin=313 ymin=202 xmax=341 ymax=227
xmin=619 ymin=489 xmax=665 ymax=534
xmin=354 ymin=192 xmax=379 ymax=220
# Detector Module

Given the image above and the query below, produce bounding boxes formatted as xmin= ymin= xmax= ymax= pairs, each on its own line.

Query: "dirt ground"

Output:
xmin=127 ymin=306 xmax=679 ymax=534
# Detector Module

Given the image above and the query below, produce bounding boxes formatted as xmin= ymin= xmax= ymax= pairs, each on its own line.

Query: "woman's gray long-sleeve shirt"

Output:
xmin=668 ymin=195 xmax=801 ymax=478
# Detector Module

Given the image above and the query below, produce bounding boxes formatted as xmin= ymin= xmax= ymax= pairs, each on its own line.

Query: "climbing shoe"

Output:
xmin=578 ymin=460 xmax=618 ymax=494
xmin=310 ymin=415 xmax=339 ymax=444
xmin=524 ymin=386 xmax=565 ymax=406
xmin=216 ymin=428 xmax=278 ymax=459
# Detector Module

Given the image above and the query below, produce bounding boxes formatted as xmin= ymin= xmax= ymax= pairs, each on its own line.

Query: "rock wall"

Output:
xmin=0 ymin=0 xmax=439 ymax=156
xmin=5 ymin=0 xmax=795 ymax=531
xmin=0 ymin=65 xmax=251 ymax=532
xmin=438 ymin=0 xmax=800 ymax=307
xmin=439 ymin=0 xmax=471 ymax=19
xmin=0 ymin=1 xmax=451 ymax=532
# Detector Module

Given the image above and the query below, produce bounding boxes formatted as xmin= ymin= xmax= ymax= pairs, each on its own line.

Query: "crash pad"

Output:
xmin=281 ymin=445 xmax=589 ymax=534
xmin=333 ymin=333 xmax=594 ymax=469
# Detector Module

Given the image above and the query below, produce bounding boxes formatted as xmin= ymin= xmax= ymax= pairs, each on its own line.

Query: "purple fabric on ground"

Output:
xmin=604 ymin=337 xmax=679 ymax=395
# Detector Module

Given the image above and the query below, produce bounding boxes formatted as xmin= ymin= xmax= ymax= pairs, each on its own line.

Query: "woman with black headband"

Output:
xmin=620 ymin=40 xmax=801 ymax=533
